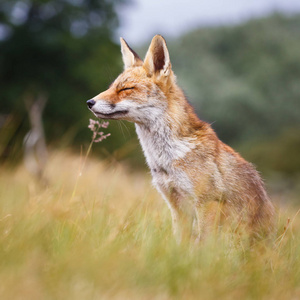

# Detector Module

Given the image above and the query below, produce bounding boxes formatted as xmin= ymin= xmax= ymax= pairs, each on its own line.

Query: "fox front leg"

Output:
xmin=161 ymin=187 xmax=190 ymax=244
xmin=192 ymin=204 xmax=206 ymax=244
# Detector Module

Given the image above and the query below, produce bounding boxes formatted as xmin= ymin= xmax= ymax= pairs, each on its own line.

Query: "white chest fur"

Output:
xmin=135 ymin=122 xmax=195 ymax=197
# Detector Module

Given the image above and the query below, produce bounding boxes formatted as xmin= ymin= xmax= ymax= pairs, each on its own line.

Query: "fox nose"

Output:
xmin=87 ymin=99 xmax=96 ymax=109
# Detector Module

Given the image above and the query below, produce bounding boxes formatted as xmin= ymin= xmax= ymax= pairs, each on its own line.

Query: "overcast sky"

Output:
xmin=116 ymin=0 xmax=300 ymax=46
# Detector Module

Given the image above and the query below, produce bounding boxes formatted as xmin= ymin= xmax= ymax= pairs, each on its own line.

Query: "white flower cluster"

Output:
xmin=88 ymin=119 xmax=111 ymax=143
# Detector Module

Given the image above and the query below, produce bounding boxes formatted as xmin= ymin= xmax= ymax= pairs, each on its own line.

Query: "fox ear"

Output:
xmin=143 ymin=35 xmax=171 ymax=77
xmin=120 ymin=37 xmax=143 ymax=69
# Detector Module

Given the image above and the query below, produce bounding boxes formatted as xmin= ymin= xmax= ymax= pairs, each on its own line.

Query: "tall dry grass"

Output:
xmin=0 ymin=150 xmax=299 ymax=299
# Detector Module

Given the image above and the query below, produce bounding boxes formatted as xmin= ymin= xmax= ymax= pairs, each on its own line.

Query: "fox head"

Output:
xmin=87 ymin=35 xmax=178 ymax=124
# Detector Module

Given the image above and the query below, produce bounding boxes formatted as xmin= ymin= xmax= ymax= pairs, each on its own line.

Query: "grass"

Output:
xmin=0 ymin=150 xmax=300 ymax=299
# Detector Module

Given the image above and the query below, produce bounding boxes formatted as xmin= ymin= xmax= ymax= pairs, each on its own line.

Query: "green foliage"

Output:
xmin=241 ymin=127 xmax=300 ymax=176
xmin=1 ymin=9 xmax=299 ymax=176
xmin=170 ymin=14 xmax=300 ymax=144
xmin=0 ymin=0 xmax=126 ymax=160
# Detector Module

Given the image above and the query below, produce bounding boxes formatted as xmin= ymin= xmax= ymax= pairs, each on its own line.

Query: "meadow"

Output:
xmin=0 ymin=149 xmax=300 ymax=300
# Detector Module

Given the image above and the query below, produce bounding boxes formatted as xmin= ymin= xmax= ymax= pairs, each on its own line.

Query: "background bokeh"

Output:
xmin=0 ymin=0 xmax=300 ymax=190
xmin=1 ymin=2 xmax=300 ymax=299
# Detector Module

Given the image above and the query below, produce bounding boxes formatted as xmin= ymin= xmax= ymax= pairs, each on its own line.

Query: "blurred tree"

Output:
xmin=1 ymin=8 xmax=300 ymax=175
xmin=0 ymin=0 xmax=127 ymax=161
xmin=241 ymin=127 xmax=300 ymax=177
xmin=170 ymin=14 xmax=300 ymax=145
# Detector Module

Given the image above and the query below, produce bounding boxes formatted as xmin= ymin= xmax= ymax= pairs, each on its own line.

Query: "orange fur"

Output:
xmin=87 ymin=35 xmax=275 ymax=243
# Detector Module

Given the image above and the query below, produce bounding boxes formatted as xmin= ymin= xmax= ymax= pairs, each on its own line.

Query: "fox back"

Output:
xmin=87 ymin=35 xmax=275 ymax=242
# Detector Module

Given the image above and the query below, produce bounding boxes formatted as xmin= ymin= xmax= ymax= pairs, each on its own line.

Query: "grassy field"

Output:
xmin=0 ymin=150 xmax=300 ymax=300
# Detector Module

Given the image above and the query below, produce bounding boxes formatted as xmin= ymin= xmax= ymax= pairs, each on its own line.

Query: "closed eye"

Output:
xmin=119 ymin=87 xmax=135 ymax=93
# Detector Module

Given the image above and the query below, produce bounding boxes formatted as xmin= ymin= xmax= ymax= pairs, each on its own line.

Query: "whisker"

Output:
xmin=120 ymin=120 xmax=131 ymax=137
xmin=117 ymin=121 xmax=126 ymax=139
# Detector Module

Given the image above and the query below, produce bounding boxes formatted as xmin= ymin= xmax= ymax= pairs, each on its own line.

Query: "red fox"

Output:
xmin=87 ymin=35 xmax=275 ymax=243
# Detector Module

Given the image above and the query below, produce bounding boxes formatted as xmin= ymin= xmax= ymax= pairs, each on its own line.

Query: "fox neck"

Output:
xmin=135 ymin=96 xmax=196 ymax=172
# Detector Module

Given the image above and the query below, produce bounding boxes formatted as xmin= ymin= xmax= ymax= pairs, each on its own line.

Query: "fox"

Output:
xmin=87 ymin=35 xmax=275 ymax=243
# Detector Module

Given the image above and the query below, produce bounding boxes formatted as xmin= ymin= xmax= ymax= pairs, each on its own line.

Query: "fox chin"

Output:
xmin=87 ymin=35 xmax=275 ymax=243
